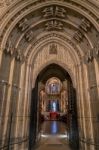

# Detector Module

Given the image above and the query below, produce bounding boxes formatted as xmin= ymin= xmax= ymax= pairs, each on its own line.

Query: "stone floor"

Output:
xmin=35 ymin=121 xmax=74 ymax=150
xmin=35 ymin=136 xmax=72 ymax=150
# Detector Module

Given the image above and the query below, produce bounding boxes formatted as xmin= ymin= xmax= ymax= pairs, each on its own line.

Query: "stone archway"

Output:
xmin=0 ymin=1 xmax=99 ymax=150
xmin=29 ymin=63 xmax=79 ymax=150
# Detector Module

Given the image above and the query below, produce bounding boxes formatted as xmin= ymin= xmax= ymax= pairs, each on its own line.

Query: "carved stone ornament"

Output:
xmin=25 ymin=30 xmax=34 ymax=42
xmin=45 ymin=20 xmax=63 ymax=30
xmin=0 ymin=80 xmax=9 ymax=86
xmin=80 ymin=18 xmax=91 ymax=32
xmin=43 ymin=6 xmax=66 ymax=18
xmin=73 ymin=31 xmax=83 ymax=43
xmin=49 ymin=43 xmax=57 ymax=54
xmin=94 ymin=42 xmax=99 ymax=57
xmin=15 ymin=49 xmax=24 ymax=62
xmin=84 ymin=42 xmax=99 ymax=64
xmin=86 ymin=50 xmax=93 ymax=63
xmin=4 ymin=40 xmax=14 ymax=55
xmin=18 ymin=18 xmax=29 ymax=32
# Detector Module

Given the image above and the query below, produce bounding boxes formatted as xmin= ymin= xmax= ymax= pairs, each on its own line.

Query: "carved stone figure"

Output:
xmin=86 ymin=50 xmax=93 ymax=62
xmin=25 ymin=30 xmax=34 ymax=42
xmin=5 ymin=40 xmax=14 ymax=55
xmin=80 ymin=18 xmax=91 ymax=32
xmin=49 ymin=43 xmax=57 ymax=54
xmin=55 ymin=6 xmax=66 ymax=18
xmin=18 ymin=18 xmax=29 ymax=32
xmin=45 ymin=20 xmax=63 ymax=30
xmin=43 ymin=7 xmax=53 ymax=17
xmin=43 ymin=6 xmax=66 ymax=18
xmin=73 ymin=31 xmax=83 ymax=42
xmin=15 ymin=49 xmax=23 ymax=61
xmin=94 ymin=42 xmax=99 ymax=57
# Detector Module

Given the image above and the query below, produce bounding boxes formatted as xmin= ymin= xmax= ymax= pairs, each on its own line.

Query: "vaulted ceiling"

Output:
xmin=0 ymin=0 xmax=99 ymax=64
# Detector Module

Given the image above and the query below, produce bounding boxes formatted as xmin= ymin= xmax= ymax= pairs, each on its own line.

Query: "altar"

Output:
xmin=50 ymin=112 xmax=59 ymax=120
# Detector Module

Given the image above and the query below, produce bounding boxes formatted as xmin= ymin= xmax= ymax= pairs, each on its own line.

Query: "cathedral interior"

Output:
xmin=0 ymin=0 xmax=99 ymax=150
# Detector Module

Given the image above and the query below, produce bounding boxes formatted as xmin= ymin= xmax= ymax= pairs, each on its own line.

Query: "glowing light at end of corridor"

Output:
xmin=41 ymin=134 xmax=68 ymax=138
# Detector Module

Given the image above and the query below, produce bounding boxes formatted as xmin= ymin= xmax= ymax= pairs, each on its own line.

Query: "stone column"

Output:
xmin=94 ymin=58 xmax=99 ymax=99
xmin=81 ymin=63 xmax=95 ymax=150
xmin=6 ymin=59 xmax=21 ymax=150
xmin=91 ymin=47 xmax=99 ymax=150
xmin=21 ymin=63 xmax=32 ymax=150
xmin=76 ymin=64 xmax=87 ymax=150
xmin=89 ymin=59 xmax=99 ymax=150
xmin=0 ymin=80 xmax=10 ymax=148
xmin=13 ymin=62 xmax=25 ymax=150
xmin=1 ymin=57 xmax=15 ymax=148
xmin=11 ymin=61 xmax=31 ymax=150
xmin=85 ymin=61 xmax=98 ymax=150
xmin=0 ymin=50 xmax=3 ymax=68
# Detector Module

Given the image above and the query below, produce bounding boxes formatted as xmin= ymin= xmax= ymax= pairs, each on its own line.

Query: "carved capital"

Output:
xmin=12 ymin=84 xmax=21 ymax=90
xmin=0 ymin=80 xmax=10 ymax=86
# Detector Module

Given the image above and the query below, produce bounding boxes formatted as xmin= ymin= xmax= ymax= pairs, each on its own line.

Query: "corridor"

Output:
xmin=0 ymin=1 xmax=99 ymax=150
xmin=35 ymin=121 xmax=74 ymax=150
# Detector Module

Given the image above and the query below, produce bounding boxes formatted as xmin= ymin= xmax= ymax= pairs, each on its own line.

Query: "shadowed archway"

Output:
xmin=29 ymin=63 xmax=79 ymax=150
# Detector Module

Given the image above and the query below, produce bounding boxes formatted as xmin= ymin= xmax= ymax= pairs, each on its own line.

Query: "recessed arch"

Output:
xmin=28 ymin=33 xmax=82 ymax=65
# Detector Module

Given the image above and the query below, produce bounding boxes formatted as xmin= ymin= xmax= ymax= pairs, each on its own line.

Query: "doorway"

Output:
xmin=29 ymin=64 xmax=79 ymax=150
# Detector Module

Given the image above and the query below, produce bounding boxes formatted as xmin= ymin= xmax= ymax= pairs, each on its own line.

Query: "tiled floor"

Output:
xmin=35 ymin=121 xmax=73 ymax=150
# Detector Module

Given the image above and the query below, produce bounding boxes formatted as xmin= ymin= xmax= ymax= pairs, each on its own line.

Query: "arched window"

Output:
xmin=46 ymin=77 xmax=62 ymax=94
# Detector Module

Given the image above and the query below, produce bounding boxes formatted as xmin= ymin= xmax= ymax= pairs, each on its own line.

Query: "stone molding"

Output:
xmin=84 ymin=41 xmax=99 ymax=63
xmin=4 ymin=42 xmax=26 ymax=62
xmin=0 ymin=0 xmax=98 ymax=65
xmin=80 ymin=137 xmax=99 ymax=146
xmin=0 ymin=0 xmax=99 ymax=49
xmin=0 ymin=80 xmax=10 ymax=86
xmin=26 ymin=32 xmax=82 ymax=60
xmin=73 ymin=18 xmax=91 ymax=43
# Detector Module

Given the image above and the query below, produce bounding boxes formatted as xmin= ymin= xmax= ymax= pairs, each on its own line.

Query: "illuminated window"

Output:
xmin=46 ymin=77 xmax=62 ymax=94
xmin=49 ymin=100 xmax=59 ymax=112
